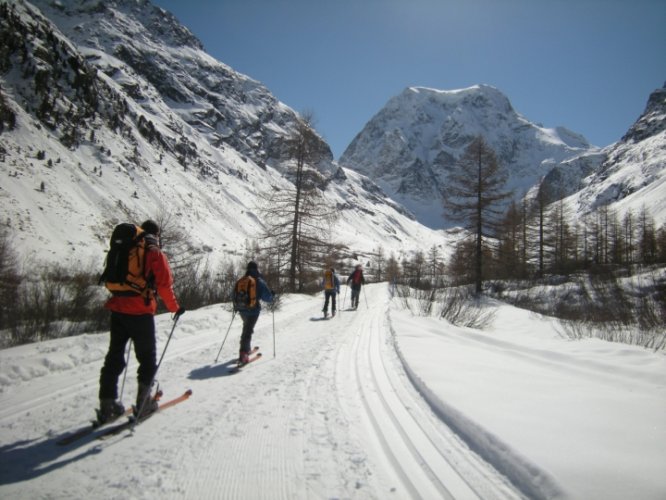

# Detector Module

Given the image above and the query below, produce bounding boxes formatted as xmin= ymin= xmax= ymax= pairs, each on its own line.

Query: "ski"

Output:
xmin=97 ymin=389 xmax=193 ymax=440
xmin=56 ymin=390 xmax=164 ymax=446
xmin=56 ymin=408 xmax=133 ymax=446
xmin=228 ymin=350 xmax=262 ymax=373
xmin=232 ymin=346 xmax=259 ymax=364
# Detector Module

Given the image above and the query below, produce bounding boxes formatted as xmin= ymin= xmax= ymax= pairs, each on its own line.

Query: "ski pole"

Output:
xmin=363 ymin=285 xmax=369 ymax=309
xmin=215 ymin=310 xmax=236 ymax=363
xmin=119 ymin=339 xmax=132 ymax=401
xmin=272 ymin=307 xmax=276 ymax=358
xmin=342 ymin=285 xmax=348 ymax=311
xmin=155 ymin=314 xmax=179 ymax=374
xmin=133 ymin=314 xmax=180 ymax=428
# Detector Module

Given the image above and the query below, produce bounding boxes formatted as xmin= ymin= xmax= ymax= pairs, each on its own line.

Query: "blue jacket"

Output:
xmin=237 ymin=269 xmax=273 ymax=316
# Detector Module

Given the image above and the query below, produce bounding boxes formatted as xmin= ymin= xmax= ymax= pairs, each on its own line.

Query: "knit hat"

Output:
xmin=141 ymin=219 xmax=160 ymax=235
xmin=247 ymin=261 xmax=258 ymax=272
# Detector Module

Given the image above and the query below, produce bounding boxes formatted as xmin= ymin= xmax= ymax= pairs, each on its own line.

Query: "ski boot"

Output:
xmin=96 ymin=399 xmax=125 ymax=425
xmin=134 ymin=383 xmax=159 ymax=419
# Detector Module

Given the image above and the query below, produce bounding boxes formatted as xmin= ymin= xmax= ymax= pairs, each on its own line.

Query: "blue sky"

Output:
xmin=153 ymin=0 xmax=665 ymax=159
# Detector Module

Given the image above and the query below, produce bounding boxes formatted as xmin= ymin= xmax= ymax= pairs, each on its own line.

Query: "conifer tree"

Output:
xmin=261 ymin=113 xmax=335 ymax=292
xmin=444 ymin=137 xmax=510 ymax=294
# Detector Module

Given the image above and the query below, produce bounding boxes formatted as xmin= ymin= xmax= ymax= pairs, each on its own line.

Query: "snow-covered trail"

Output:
xmin=340 ymin=294 xmax=520 ymax=500
xmin=0 ymin=284 xmax=521 ymax=499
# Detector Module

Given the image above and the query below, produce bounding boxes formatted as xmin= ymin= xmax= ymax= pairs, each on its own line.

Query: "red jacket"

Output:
xmin=105 ymin=246 xmax=180 ymax=315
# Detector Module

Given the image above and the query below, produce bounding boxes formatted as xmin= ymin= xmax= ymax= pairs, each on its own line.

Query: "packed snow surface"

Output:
xmin=1 ymin=284 xmax=665 ymax=499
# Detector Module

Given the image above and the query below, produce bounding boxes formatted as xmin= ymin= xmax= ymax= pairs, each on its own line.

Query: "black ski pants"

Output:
xmin=323 ymin=289 xmax=337 ymax=314
xmin=350 ymin=285 xmax=361 ymax=308
xmin=99 ymin=312 xmax=156 ymax=400
xmin=239 ymin=312 xmax=259 ymax=354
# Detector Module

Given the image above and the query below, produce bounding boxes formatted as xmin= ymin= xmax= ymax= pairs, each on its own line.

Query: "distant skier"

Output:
xmin=232 ymin=261 xmax=273 ymax=365
xmin=321 ymin=267 xmax=340 ymax=318
xmin=346 ymin=264 xmax=365 ymax=310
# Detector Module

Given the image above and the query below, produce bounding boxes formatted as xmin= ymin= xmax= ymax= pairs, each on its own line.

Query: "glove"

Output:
xmin=174 ymin=307 xmax=186 ymax=319
xmin=266 ymin=294 xmax=280 ymax=312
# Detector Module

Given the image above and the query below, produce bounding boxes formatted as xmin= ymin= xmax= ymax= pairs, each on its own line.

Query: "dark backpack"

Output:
xmin=99 ymin=223 xmax=150 ymax=296
xmin=233 ymin=275 xmax=257 ymax=311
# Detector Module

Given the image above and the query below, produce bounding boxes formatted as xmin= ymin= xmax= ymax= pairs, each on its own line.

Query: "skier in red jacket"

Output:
xmin=346 ymin=264 xmax=365 ymax=310
xmin=97 ymin=219 xmax=184 ymax=423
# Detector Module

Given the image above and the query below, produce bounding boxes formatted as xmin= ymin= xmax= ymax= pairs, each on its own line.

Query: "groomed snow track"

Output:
xmin=0 ymin=284 xmax=530 ymax=499
xmin=337 ymin=291 xmax=525 ymax=500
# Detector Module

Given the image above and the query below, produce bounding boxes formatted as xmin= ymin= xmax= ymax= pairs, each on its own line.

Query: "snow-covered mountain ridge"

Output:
xmin=339 ymin=85 xmax=600 ymax=229
xmin=564 ymin=83 xmax=666 ymax=221
xmin=1 ymin=0 xmax=663 ymax=271
xmin=0 ymin=0 xmax=438 ymax=267
xmin=340 ymin=83 xmax=666 ymax=228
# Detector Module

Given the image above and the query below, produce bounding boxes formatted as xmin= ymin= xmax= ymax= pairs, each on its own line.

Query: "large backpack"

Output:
xmin=99 ymin=223 xmax=153 ymax=297
xmin=233 ymin=275 xmax=257 ymax=311
xmin=324 ymin=269 xmax=335 ymax=290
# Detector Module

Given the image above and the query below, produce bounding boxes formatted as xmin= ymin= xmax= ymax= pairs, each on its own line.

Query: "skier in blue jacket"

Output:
xmin=321 ymin=268 xmax=340 ymax=318
xmin=234 ymin=261 xmax=273 ymax=364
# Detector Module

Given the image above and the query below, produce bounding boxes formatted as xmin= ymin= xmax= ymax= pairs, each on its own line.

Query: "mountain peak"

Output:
xmin=621 ymin=83 xmax=666 ymax=143
xmin=401 ymin=84 xmax=515 ymax=114
xmin=31 ymin=0 xmax=203 ymax=50
xmin=340 ymin=84 xmax=595 ymax=229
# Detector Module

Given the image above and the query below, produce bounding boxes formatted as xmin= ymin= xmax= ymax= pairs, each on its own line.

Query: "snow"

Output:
xmin=1 ymin=284 xmax=665 ymax=499
xmin=2 ymin=3 xmax=665 ymax=497
xmin=5 ymin=0 xmax=433 ymax=267
xmin=567 ymin=129 xmax=666 ymax=223
xmin=339 ymin=85 xmax=601 ymax=230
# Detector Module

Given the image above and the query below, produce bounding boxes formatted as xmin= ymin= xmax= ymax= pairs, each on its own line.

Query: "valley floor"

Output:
xmin=0 ymin=284 xmax=664 ymax=499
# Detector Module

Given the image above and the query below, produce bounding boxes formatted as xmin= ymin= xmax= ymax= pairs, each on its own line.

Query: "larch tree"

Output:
xmin=261 ymin=113 xmax=337 ymax=292
xmin=444 ymin=136 xmax=510 ymax=294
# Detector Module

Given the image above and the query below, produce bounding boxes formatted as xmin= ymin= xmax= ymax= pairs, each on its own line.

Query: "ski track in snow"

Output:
xmin=346 ymin=298 xmax=522 ymax=500
xmin=0 ymin=286 xmax=527 ymax=499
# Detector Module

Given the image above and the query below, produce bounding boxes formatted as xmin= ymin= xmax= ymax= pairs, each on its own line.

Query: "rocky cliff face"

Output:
xmin=26 ymin=0 xmax=334 ymax=174
xmin=566 ymin=83 xmax=666 ymax=219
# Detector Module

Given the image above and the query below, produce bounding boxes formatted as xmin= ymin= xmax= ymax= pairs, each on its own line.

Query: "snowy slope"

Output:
xmin=0 ymin=0 xmax=445 ymax=268
xmin=1 ymin=284 xmax=665 ymax=499
xmin=565 ymin=83 xmax=666 ymax=223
